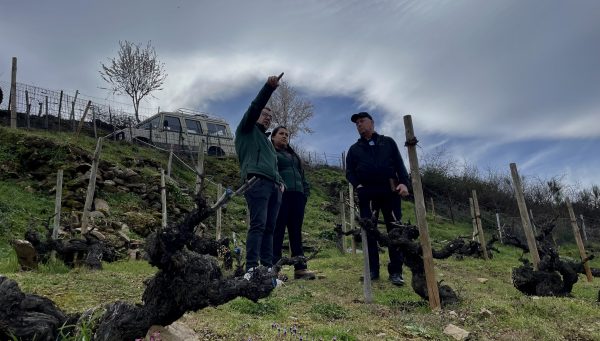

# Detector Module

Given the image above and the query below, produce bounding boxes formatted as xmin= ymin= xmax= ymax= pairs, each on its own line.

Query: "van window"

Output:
xmin=185 ymin=119 xmax=203 ymax=135
xmin=139 ymin=117 xmax=161 ymax=130
xmin=207 ymin=123 xmax=227 ymax=136
xmin=163 ymin=116 xmax=182 ymax=132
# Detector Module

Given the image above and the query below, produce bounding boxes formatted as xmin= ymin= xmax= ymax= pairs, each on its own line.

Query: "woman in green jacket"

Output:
xmin=271 ymin=126 xmax=315 ymax=280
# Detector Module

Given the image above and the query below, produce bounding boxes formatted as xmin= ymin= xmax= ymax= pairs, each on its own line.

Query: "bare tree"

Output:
xmin=100 ymin=41 xmax=167 ymax=123
xmin=268 ymin=81 xmax=314 ymax=139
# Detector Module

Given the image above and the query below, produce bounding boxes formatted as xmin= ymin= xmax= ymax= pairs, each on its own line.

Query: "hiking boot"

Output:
xmin=294 ymin=269 xmax=316 ymax=280
xmin=389 ymin=273 xmax=405 ymax=286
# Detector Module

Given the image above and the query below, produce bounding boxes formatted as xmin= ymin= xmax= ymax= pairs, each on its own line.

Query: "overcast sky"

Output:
xmin=2 ymin=0 xmax=600 ymax=189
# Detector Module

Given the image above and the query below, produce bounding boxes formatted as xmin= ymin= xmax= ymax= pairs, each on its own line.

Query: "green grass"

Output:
xmin=2 ymin=127 xmax=600 ymax=340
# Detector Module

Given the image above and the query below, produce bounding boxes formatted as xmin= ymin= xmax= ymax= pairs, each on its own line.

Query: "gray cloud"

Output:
xmin=2 ymin=0 xmax=600 ymax=186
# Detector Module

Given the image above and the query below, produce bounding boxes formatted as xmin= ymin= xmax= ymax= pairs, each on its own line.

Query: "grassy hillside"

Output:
xmin=1 ymin=127 xmax=600 ymax=340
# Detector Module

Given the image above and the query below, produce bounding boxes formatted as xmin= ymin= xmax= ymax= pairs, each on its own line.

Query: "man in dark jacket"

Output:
xmin=345 ymin=112 xmax=410 ymax=286
xmin=235 ymin=75 xmax=285 ymax=277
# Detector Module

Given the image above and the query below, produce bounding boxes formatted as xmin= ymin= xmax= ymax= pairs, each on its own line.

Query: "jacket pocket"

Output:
xmin=256 ymin=149 xmax=261 ymax=165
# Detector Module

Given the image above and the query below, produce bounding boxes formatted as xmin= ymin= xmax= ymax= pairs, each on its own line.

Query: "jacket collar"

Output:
xmin=358 ymin=132 xmax=380 ymax=144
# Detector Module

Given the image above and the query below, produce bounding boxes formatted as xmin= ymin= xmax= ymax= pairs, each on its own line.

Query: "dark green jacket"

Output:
xmin=235 ymin=83 xmax=283 ymax=184
xmin=276 ymin=149 xmax=310 ymax=197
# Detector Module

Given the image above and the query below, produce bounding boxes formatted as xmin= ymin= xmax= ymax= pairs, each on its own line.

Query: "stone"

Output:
xmin=145 ymin=322 xmax=200 ymax=341
xmin=11 ymin=239 xmax=38 ymax=270
xmin=115 ymin=230 xmax=130 ymax=243
xmin=480 ymin=308 xmax=493 ymax=318
xmin=89 ymin=211 xmax=105 ymax=221
xmin=443 ymin=324 xmax=469 ymax=341
xmin=94 ymin=198 xmax=110 ymax=215
xmin=476 ymin=277 xmax=488 ymax=283
xmin=90 ymin=230 xmax=106 ymax=241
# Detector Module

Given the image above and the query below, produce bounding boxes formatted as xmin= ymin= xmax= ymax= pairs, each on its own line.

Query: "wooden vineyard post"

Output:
xmin=348 ymin=184 xmax=357 ymax=254
xmin=496 ymin=212 xmax=503 ymax=243
xmin=566 ymin=198 xmax=593 ymax=282
xmin=430 ymin=197 xmax=436 ymax=223
xmin=167 ymin=145 xmax=174 ymax=178
xmin=195 ymin=140 xmax=205 ymax=194
xmin=161 ymin=169 xmax=167 ymax=229
xmin=45 ymin=96 xmax=49 ymax=130
xmin=360 ymin=227 xmax=373 ymax=304
xmin=92 ymin=106 xmax=97 ymax=139
xmin=25 ymin=90 xmax=31 ymax=130
xmin=510 ymin=163 xmax=541 ymax=270
xmin=81 ymin=138 xmax=103 ymax=234
xmin=57 ymin=90 xmax=63 ymax=132
xmin=10 ymin=57 xmax=17 ymax=129
xmin=70 ymin=90 xmax=79 ymax=131
xmin=75 ymin=100 xmax=92 ymax=138
xmin=340 ymin=191 xmax=347 ymax=251
xmin=52 ymin=170 xmax=64 ymax=240
xmin=472 ymin=190 xmax=489 ymax=260
xmin=404 ymin=115 xmax=441 ymax=310
xmin=580 ymin=214 xmax=588 ymax=243
xmin=216 ymin=183 xmax=223 ymax=239
xmin=469 ymin=198 xmax=477 ymax=241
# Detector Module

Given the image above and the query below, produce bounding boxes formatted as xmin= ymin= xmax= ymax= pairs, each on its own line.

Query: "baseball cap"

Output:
xmin=351 ymin=112 xmax=373 ymax=123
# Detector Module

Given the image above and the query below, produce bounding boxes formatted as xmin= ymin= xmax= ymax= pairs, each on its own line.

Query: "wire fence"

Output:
xmin=0 ymin=80 xmax=156 ymax=132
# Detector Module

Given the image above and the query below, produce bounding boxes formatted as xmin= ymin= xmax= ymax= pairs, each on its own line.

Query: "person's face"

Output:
xmin=272 ymin=128 xmax=289 ymax=148
xmin=355 ymin=117 xmax=374 ymax=136
xmin=257 ymin=108 xmax=273 ymax=128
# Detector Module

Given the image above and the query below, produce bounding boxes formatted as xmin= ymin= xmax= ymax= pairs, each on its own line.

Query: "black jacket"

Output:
xmin=345 ymin=133 xmax=410 ymax=191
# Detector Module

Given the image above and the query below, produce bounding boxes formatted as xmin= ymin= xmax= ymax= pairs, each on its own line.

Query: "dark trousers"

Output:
xmin=244 ymin=178 xmax=282 ymax=271
xmin=357 ymin=188 xmax=404 ymax=275
xmin=273 ymin=191 xmax=308 ymax=270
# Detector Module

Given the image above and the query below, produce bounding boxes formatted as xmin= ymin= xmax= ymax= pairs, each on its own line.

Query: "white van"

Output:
xmin=115 ymin=109 xmax=235 ymax=156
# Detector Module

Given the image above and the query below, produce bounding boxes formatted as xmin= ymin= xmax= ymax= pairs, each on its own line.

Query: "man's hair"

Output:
xmin=263 ymin=106 xmax=272 ymax=112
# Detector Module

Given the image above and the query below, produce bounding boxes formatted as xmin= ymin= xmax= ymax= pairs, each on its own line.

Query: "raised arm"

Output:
xmin=237 ymin=75 xmax=280 ymax=133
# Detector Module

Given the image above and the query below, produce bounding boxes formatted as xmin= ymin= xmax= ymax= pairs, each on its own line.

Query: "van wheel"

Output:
xmin=208 ymin=146 xmax=225 ymax=156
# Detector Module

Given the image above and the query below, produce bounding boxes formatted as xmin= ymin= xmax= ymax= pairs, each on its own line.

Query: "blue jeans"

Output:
xmin=244 ymin=178 xmax=282 ymax=271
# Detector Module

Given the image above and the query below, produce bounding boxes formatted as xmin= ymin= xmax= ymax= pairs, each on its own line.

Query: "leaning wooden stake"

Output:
xmin=161 ymin=169 xmax=167 ymax=229
xmin=469 ymin=198 xmax=477 ymax=241
xmin=566 ymin=198 xmax=593 ymax=282
xmin=472 ymin=190 xmax=489 ymax=260
xmin=348 ymin=185 xmax=357 ymax=254
xmin=75 ymin=100 xmax=92 ymax=138
xmin=52 ymin=170 xmax=64 ymax=240
xmin=81 ymin=138 xmax=103 ymax=234
xmin=509 ymin=163 xmax=541 ymax=270
xmin=216 ymin=183 xmax=223 ymax=239
xmin=10 ymin=57 xmax=17 ymax=129
xmin=404 ymin=115 xmax=441 ymax=310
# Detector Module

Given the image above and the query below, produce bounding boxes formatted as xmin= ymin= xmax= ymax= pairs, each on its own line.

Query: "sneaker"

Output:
xmin=243 ymin=267 xmax=256 ymax=281
xmin=389 ymin=273 xmax=405 ymax=286
xmin=294 ymin=269 xmax=316 ymax=280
